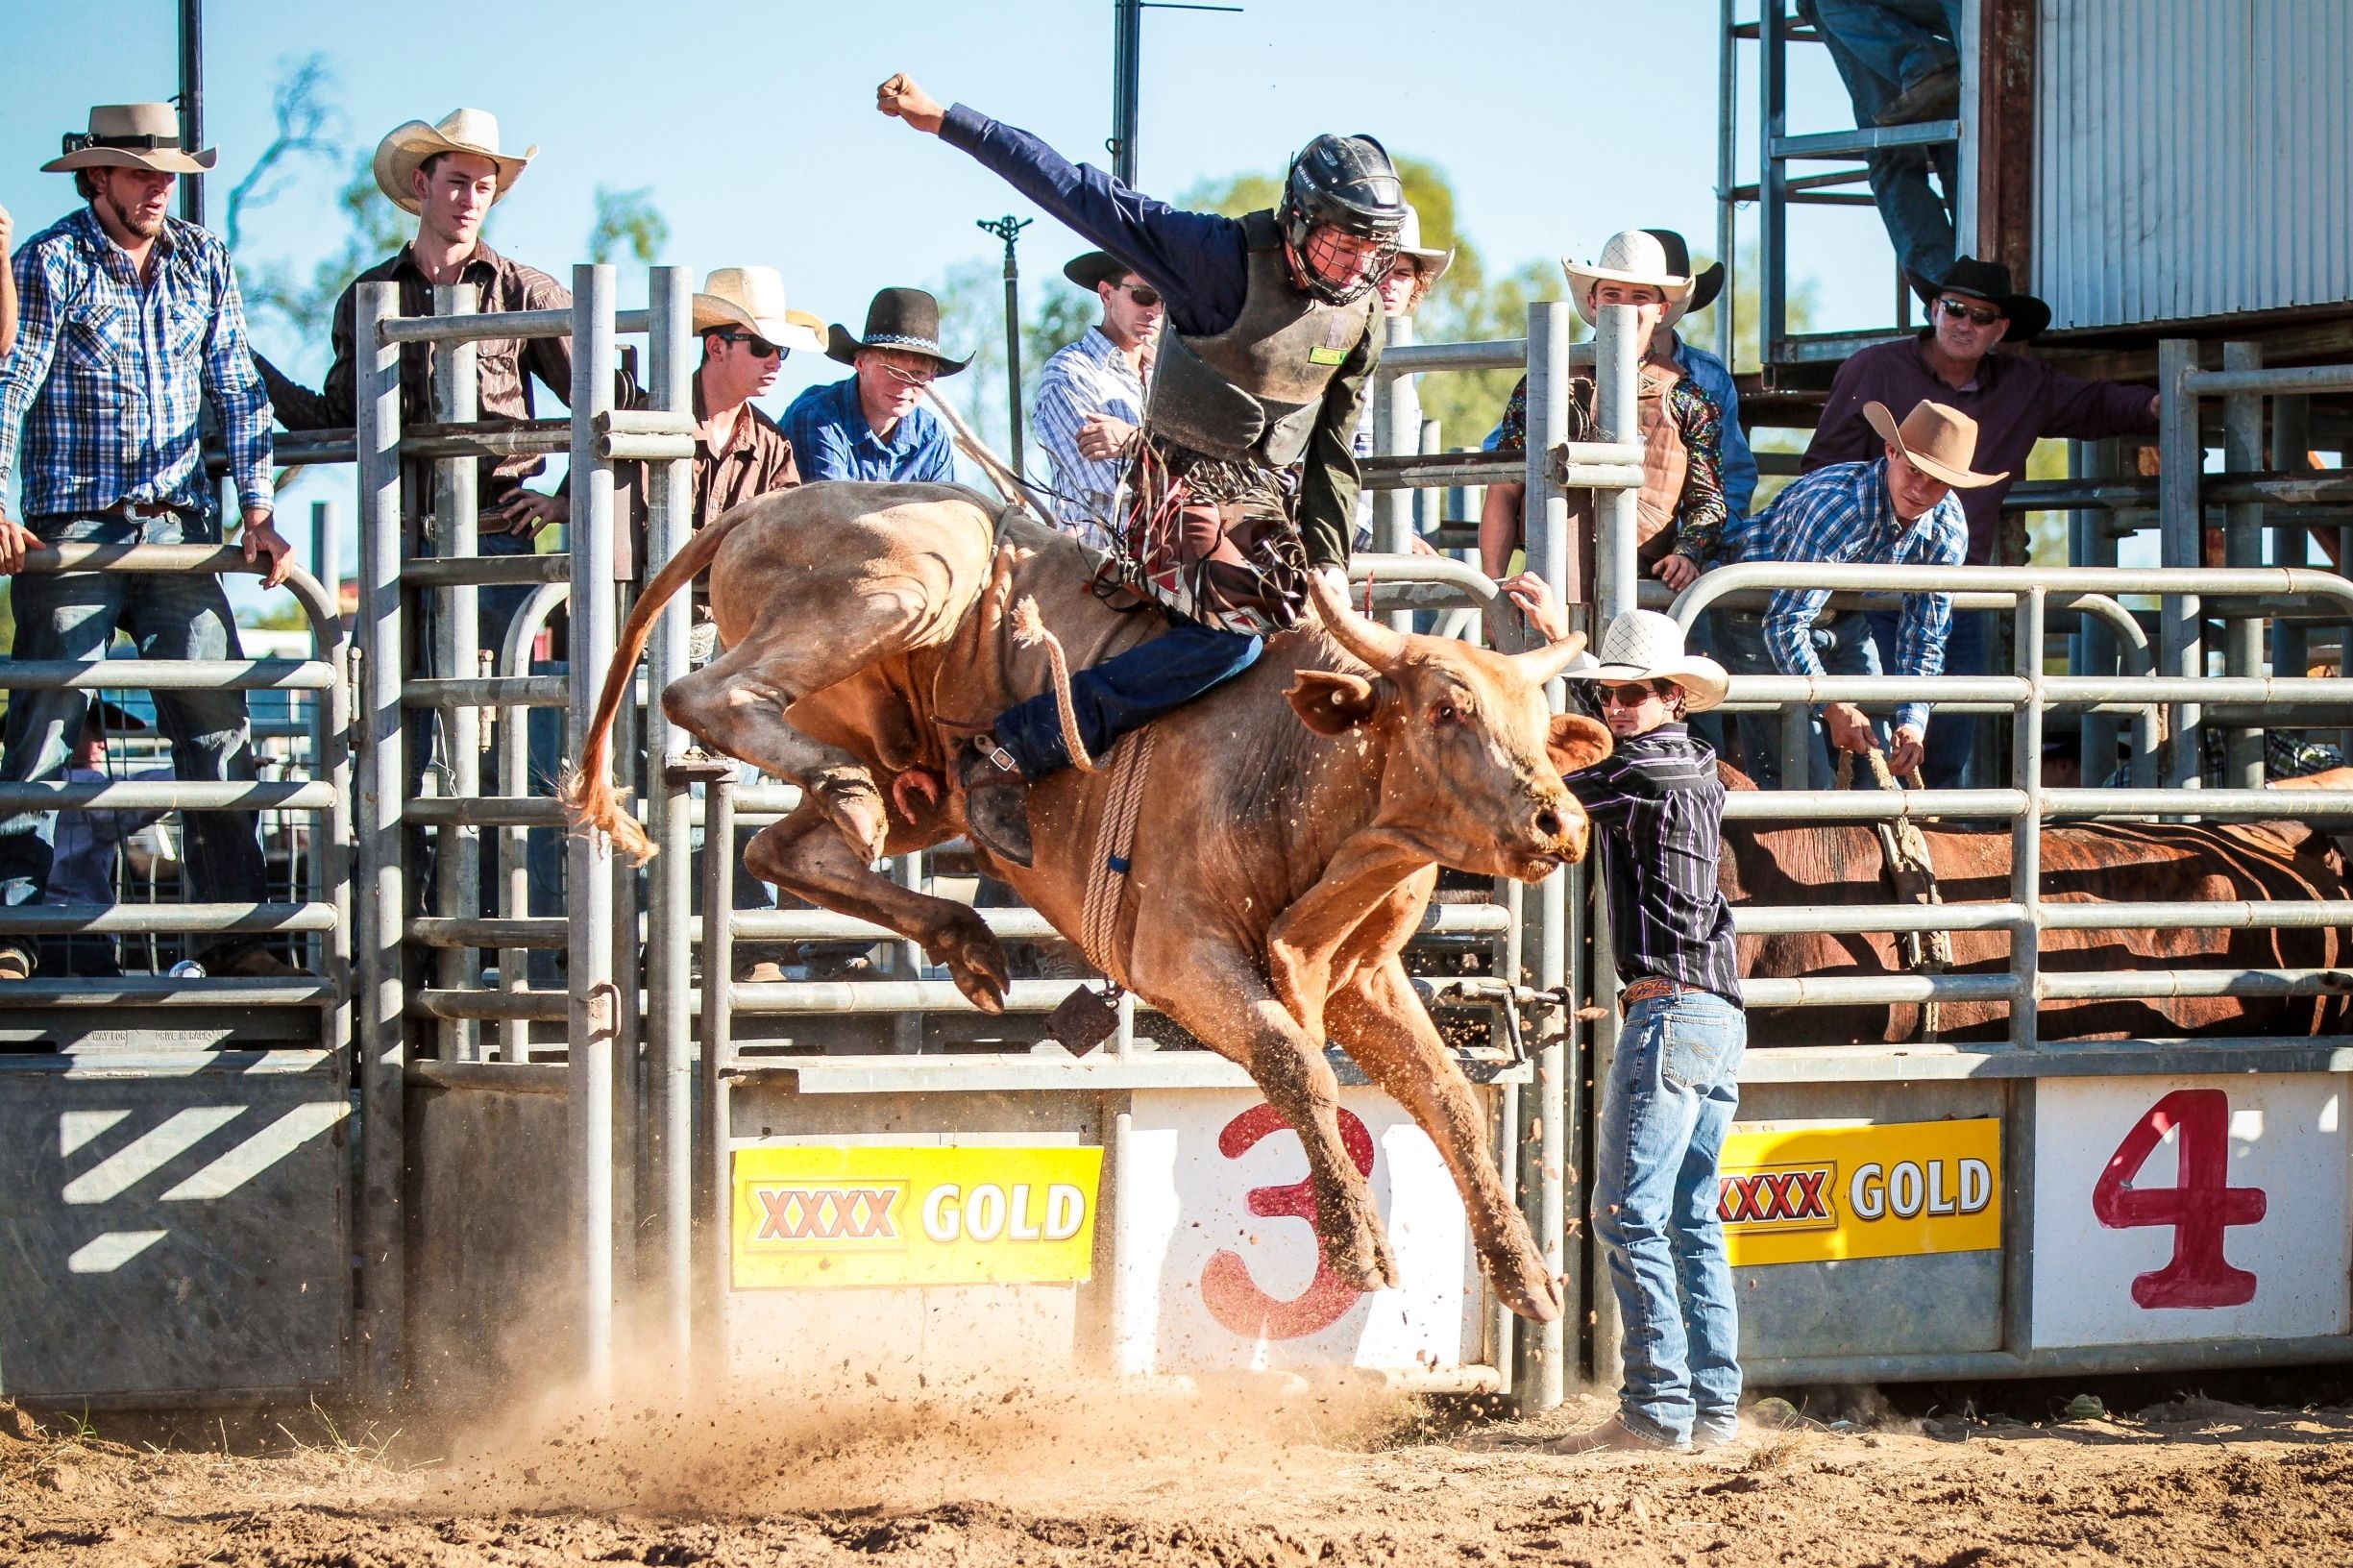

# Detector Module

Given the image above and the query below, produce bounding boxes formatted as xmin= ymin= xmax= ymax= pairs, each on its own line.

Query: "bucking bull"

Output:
xmin=565 ymin=481 xmax=1611 ymax=1323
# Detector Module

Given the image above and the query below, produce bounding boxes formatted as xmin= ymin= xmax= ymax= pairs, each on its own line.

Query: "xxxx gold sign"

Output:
xmin=1717 ymin=1118 xmax=2001 ymax=1267
xmin=731 ymin=1144 xmax=1104 ymax=1289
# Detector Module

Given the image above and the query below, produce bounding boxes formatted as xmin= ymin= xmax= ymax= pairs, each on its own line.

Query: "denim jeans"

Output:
xmin=994 ymin=615 xmax=1263 ymax=780
xmin=1593 ymin=989 xmax=1747 ymax=1447
xmin=1713 ymin=607 xmax=1886 ymax=789
xmin=1867 ymin=605 xmax=1982 ymax=788
xmin=1799 ymin=0 xmax=1962 ymax=289
xmin=0 ymin=511 xmax=267 ymax=966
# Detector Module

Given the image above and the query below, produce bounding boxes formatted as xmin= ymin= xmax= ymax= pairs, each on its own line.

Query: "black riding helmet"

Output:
xmin=1280 ymin=133 xmax=1407 ymax=304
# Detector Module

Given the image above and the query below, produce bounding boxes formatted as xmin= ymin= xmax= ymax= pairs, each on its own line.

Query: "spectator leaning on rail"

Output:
xmin=0 ymin=103 xmax=298 ymax=985
xmin=1479 ymin=231 xmax=1728 ymax=602
xmin=780 ymin=288 xmax=964 ymax=484
xmin=257 ymin=109 xmax=568 ymax=654
xmin=876 ymin=71 xmax=1399 ymax=870
xmin=1504 ymin=582 xmax=1747 ymax=1456
xmin=1797 ymin=0 xmax=1964 ymax=293
xmin=1804 ymin=257 xmax=2159 ymax=787
xmin=1717 ymin=398 xmax=1995 ymax=789
xmin=1031 ymin=250 xmax=1163 ymax=550
xmin=1351 ymin=203 xmax=1453 ymax=551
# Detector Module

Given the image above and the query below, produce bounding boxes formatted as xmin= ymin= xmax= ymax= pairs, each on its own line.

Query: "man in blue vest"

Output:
xmin=877 ymin=73 xmax=1403 ymax=867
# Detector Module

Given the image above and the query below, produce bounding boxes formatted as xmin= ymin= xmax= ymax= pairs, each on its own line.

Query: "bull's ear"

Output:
xmin=1287 ymin=670 xmax=1383 ymax=735
xmin=1548 ymin=711 xmax=1613 ymax=775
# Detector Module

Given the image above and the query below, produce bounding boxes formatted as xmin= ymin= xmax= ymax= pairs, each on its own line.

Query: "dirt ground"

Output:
xmin=7 ymin=1382 xmax=2353 ymax=1568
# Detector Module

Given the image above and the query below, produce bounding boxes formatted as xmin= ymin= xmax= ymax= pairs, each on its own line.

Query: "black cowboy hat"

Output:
xmin=1063 ymin=251 xmax=1134 ymax=292
xmin=1921 ymin=256 xmax=2051 ymax=342
xmin=1644 ymin=230 xmax=1726 ymax=318
xmin=824 ymin=286 xmax=971 ymax=375
xmin=84 ymin=698 xmax=148 ymax=733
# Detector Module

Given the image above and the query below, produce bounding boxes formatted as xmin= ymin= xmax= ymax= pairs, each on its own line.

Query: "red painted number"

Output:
xmin=2091 ymin=1088 xmax=2267 ymax=1309
xmin=1199 ymin=1102 xmax=1378 ymax=1339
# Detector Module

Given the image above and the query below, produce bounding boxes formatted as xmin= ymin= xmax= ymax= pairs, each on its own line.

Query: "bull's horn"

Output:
xmin=1512 ymin=630 xmax=1590 ymax=686
xmin=1308 ymin=569 xmax=1408 ymax=674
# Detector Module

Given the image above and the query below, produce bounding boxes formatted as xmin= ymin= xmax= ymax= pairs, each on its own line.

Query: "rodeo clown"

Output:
xmin=875 ymin=72 xmax=1402 ymax=867
xmin=1507 ymin=576 xmax=1748 ymax=1455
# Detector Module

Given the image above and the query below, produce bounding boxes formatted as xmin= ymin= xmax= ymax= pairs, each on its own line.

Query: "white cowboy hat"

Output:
xmin=43 ymin=104 xmax=214 ymax=176
xmin=1570 ymin=609 xmax=1729 ymax=714
xmin=694 ymin=267 xmax=824 ymax=354
xmin=1394 ymin=204 xmax=1454 ymax=284
xmin=1562 ymin=229 xmax=1696 ymax=329
xmin=373 ymin=109 xmax=537 ymax=214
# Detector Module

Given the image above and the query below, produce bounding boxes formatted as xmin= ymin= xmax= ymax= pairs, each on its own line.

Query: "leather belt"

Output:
xmin=1619 ymin=976 xmax=1703 ymax=1014
xmin=101 ymin=500 xmax=188 ymax=521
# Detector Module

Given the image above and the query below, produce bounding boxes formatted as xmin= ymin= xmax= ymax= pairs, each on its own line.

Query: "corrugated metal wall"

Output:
xmin=2035 ymin=0 xmax=2353 ymax=331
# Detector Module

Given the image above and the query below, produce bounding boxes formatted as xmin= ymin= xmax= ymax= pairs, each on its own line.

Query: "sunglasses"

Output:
xmin=712 ymin=330 xmax=787 ymax=359
xmin=1596 ymin=682 xmax=1667 ymax=709
xmin=1117 ymin=283 xmax=1162 ymax=307
xmin=1935 ymin=297 xmax=2005 ymax=327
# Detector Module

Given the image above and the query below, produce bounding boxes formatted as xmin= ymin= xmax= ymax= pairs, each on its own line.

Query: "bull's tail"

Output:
xmin=558 ymin=504 xmax=760 ymax=865
xmin=1010 ymin=595 xmax=1098 ymax=773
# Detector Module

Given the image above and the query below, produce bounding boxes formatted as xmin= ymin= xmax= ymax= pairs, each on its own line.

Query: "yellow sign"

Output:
xmin=1717 ymin=1118 xmax=2001 ymax=1266
xmin=730 ymin=1144 xmax=1104 ymax=1289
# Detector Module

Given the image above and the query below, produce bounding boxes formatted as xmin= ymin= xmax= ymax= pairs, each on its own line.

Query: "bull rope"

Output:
xmin=1079 ymin=725 xmax=1159 ymax=988
xmin=1837 ymin=746 xmax=1953 ymax=1041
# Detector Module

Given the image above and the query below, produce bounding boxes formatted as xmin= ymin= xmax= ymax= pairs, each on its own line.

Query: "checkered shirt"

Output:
xmin=1730 ymin=457 xmax=1967 ymax=734
xmin=0 ymin=208 xmax=273 ymax=522
xmin=1032 ymin=327 xmax=1144 ymax=550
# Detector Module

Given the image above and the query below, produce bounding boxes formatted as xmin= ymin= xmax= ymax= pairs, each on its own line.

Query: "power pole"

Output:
xmin=977 ymin=215 xmax=1034 ymax=480
xmin=1107 ymin=0 xmax=1242 ymax=187
xmin=177 ymin=0 xmax=204 ymax=227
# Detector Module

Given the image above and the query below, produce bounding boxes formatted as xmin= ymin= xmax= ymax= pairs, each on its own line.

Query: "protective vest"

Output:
xmin=1567 ymin=361 xmax=1692 ymax=573
xmin=1143 ymin=209 xmax=1379 ymax=469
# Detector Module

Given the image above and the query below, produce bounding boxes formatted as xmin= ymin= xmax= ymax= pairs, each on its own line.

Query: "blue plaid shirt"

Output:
xmin=780 ymin=375 xmax=954 ymax=485
xmin=0 ymin=208 xmax=273 ymax=524
xmin=1729 ymin=457 xmax=1966 ymax=733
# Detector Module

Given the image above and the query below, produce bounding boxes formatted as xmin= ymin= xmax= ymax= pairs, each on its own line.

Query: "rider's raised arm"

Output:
xmin=937 ymin=105 xmax=1248 ymax=337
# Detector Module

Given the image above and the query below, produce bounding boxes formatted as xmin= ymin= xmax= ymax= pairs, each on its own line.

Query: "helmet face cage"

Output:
xmin=1281 ymin=133 xmax=1406 ymax=305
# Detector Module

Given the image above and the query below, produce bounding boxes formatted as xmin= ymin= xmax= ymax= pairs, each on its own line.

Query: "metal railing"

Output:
xmin=0 ymin=544 xmax=349 ymax=1032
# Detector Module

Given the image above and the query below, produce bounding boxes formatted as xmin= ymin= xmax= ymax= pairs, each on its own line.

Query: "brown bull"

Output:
xmin=1722 ymin=768 xmax=2353 ymax=1044
xmin=566 ymin=481 xmax=1612 ymax=1321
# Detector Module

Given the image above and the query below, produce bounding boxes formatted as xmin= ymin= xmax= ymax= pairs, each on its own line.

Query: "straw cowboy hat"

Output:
xmin=1571 ymin=609 xmax=1730 ymax=714
xmin=694 ymin=267 xmax=823 ymax=354
xmin=1563 ymin=230 xmax=1696 ymax=328
xmin=825 ymin=287 xmax=971 ymax=375
xmin=1395 ymin=204 xmax=1454 ymax=284
xmin=1863 ymin=399 xmax=2009 ymax=489
xmin=373 ymin=109 xmax=536 ymax=214
xmin=43 ymin=104 xmax=214 ymax=176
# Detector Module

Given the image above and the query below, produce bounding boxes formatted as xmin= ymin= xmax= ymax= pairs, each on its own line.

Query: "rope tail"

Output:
xmin=557 ymin=503 xmax=760 ymax=865
xmin=1010 ymin=595 xmax=1099 ymax=773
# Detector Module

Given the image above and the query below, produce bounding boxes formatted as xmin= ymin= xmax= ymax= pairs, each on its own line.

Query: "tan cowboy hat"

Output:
xmin=43 ymin=104 xmax=214 ymax=176
xmin=693 ymin=267 xmax=824 ymax=354
xmin=1570 ymin=609 xmax=1729 ymax=714
xmin=1563 ymin=229 xmax=1696 ymax=329
xmin=373 ymin=109 xmax=536 ymax=214
xmin=1394 ymin=204 xmax=1454 ymax=284
xmin=1863 ymin=399 xmax=2009 ymax=489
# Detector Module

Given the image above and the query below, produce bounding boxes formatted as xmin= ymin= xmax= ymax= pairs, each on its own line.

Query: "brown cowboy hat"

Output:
xmin=44 ymin=104 xmax=214 ymax=176
xmin=373 ymin=109 xmax=536 ymax=215
xmin=1863 ymin=399 xmax=2009 ymax=489
xmin=825 ymin=287 xmax=971 ymax=375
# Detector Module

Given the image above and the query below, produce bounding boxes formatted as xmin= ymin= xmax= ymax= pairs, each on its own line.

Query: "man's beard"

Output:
xmin=104 ymin=190 xmax=165 ymax=239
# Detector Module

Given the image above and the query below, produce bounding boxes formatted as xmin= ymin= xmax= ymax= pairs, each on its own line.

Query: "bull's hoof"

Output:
xmin=1480 ymin=1230 xmax=1564 ymax=1324
xmin=1319 ymin=1206 xmax=1402 ymax=1294
xmin=924 ymin=905 xmax=1011 ymax=1015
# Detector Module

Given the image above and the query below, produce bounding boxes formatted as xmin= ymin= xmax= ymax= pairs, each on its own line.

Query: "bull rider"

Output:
xmin=876 ymin=72 xmax=1402 ymax=867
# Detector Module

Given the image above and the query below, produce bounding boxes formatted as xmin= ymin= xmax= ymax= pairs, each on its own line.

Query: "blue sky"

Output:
xmin=1 ymin=0 xmax=1895 ymax=607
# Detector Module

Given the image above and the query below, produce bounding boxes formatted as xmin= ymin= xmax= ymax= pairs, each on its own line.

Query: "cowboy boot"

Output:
xmin=956 ymin=735 xmax=1036 ymax=868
